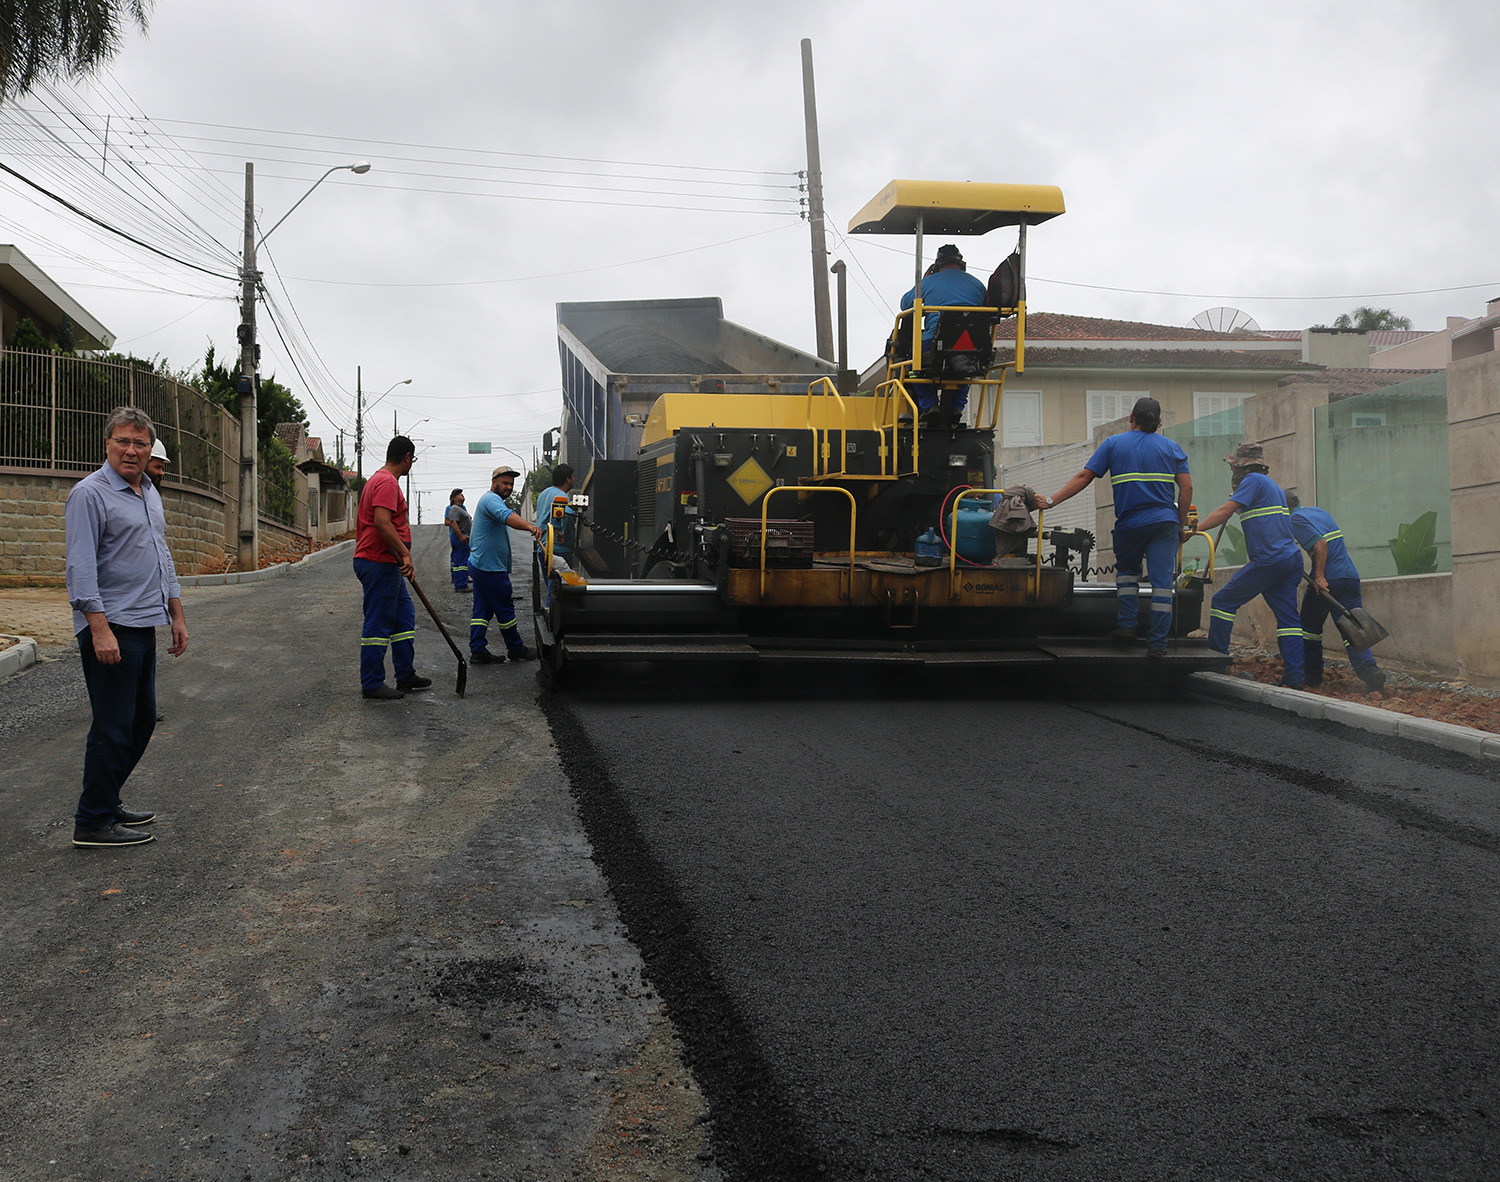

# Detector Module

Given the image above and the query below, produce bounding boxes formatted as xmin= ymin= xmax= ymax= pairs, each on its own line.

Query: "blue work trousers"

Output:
xmin=1113 ymin=520 xmax=1179 ymax=650
xmin=1208 ymin=552 xmax=1305 ymax=684
xmin=1300 ymin=576 xmax=1380 ymax=683
xmin=470 ymin=567 xmax=523 ymax=656
xmin=450 ymin=536 xmax=471 ymax=589
xmin=76 ymin=624 xmax=157 ymax=830
xmin=354 ymin=558 xmax=416 ymax=691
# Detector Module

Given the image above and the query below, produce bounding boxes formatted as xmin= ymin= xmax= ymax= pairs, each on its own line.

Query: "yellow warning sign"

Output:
xmin=725 ymin=455 xmax=774 ymax=506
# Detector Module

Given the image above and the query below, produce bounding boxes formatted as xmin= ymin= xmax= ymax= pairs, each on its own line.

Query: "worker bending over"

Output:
xmin=1043 ymin=397 xmax=1191 ymax=657
xmin=1196 ymin=443 xmax=1304 ymax=688
xmin=1287 ymin=494 xmax=1386 ymax=694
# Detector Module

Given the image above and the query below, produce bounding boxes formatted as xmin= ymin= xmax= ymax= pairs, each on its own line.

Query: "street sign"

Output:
xmin=468 ymin=442 xmax=492 ymax=454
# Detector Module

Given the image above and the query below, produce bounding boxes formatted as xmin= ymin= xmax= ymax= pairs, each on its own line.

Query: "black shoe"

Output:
xmin=508 ymin=646 xmax=537 ymax=662
xmin=1108 ymin=626 xmax=1139 ymax=642
xmin=362 ymin=685 xmax=405 ymax=700
xmin=115 ymin=807 xmax=155 ymax=826
xmin=1146 ymin=646 xmax=1166 ymax=659
xmin=1304 ymin=677 xmax=1323 ymax=688
xmin=396 ymin=675 xmax=433 ymax=691
xmin=73 ymin=823 xmax=155 ymax=848
xmin=1361 ymin=670 xmax=1387 ymax=693
xmin=1279 ymin=677 xmax=1305 ymax=690
xmin=470 ymin=649 xmax=498 ymax=664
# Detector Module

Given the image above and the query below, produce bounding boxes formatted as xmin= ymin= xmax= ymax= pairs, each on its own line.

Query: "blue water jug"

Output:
xmin=914 ymin=527 xmax=944 ymax=566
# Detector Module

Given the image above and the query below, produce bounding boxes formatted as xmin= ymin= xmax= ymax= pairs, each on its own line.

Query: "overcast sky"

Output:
xmin=2 ymin=0 xmax=1495 ymax=515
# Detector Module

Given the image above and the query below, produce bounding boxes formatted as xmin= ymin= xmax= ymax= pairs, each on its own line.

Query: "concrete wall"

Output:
xmin=160 ymin=485 xmax=231 ymax=575
xmin=1243 ymin=381 xmax=1328 ymax=504
xmin=1302 ymin=329 xmax=1370 ymax=368
xmin=1198 ymin=568 xmax=1455 ymax=673
xmin=1447 ymin=351 xmax=1500 ymax=685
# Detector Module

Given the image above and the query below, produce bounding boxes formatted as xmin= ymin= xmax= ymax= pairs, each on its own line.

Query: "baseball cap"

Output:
xmin=491 ymin=465 xmax=520 ymax=480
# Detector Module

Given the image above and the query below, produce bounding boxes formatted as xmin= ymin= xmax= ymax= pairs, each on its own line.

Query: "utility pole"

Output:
xmin=355 ymin=365 xmax=363 ymax=482
xmin=236 ymin=163 xmax=259 ymax=572
xmin=801 ymin=38 xmax=834 ymax=363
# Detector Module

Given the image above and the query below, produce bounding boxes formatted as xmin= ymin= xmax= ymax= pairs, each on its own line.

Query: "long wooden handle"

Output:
xmin=407 ymin=572 xmax=466 ymax=663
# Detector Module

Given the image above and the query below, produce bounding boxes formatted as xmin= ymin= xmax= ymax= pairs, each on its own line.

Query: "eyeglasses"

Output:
xmin=109 ymin=437 xmax=152 ymax=452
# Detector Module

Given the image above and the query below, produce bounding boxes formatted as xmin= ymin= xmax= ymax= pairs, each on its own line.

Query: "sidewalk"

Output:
xmin=0 ymin=526 xmax=718 ymax=1182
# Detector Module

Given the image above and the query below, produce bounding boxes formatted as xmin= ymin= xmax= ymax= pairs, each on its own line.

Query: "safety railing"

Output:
xmin=759 ymin=485 xmax=857 ymax=600
xmin=949 ymin=488 xmax=1044 ymax=602
xmin=872 ymin=379 xmax=920 ymax=478
xmin=1177 ymin=529 xmax=1217 ymax=585
xmin=805 ymin=376 xmax=849 ymax=479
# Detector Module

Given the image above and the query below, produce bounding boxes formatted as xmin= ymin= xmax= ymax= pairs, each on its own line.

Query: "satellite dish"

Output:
xmin=1191 ymin=306 xmax=1261 ymax=334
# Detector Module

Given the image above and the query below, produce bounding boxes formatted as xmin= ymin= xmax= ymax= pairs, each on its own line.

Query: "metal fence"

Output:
xmin=259 ymin=441 xmax=300 ymax=526
xmin=0 ymin=351 xmax=233 ymax=493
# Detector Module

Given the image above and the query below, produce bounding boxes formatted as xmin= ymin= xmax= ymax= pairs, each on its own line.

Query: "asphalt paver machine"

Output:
xmin=532 ymin=180 xmax=1228 ymax=687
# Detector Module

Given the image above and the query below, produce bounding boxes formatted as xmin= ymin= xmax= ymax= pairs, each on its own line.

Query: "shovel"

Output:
xmin=1305 ymin=574 xmax=1390 ymax=652
xmin=406 ymin=571 xmax=468 ymax=697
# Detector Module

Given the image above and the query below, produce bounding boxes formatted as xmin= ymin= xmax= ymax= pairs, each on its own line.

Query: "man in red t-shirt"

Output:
xmin=353 ymin=436 xmax=431 ymax=699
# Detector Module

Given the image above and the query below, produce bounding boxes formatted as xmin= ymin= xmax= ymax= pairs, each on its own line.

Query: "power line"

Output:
xmin=0 ymin=159 xmax=237 ymax=280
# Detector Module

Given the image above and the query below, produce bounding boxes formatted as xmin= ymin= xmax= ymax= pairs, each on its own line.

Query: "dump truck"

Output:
xmin=534 ymin=181 xmax=1227 ymax=687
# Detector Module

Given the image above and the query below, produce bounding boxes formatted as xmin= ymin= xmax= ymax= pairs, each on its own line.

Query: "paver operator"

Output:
xmin=445 ymin=488 xmax=471 ymax=591
xmin=1042 ymin=397 xmax=1192 ymax=658
xmin=64 ymin=406 xmax=188 ymax=848
xmin=353 ymin=435 xmax=432 ymax=700
xmin=1287 ymin=494 xmax=1386 ymax=694
xmin=1195 ymin=442 xmax=1305 ymax=688
xmin=468 ymin=465 xmax=543 ymax=664
xmin=898 ymin=243 xmax=987 ymax=419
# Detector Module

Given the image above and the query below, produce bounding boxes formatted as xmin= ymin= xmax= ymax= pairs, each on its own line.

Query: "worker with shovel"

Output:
xmin=1196 ymin=443 xmax=1305 ymax=688
xmin=1287 ymin=494 xmax=1386 ymax=694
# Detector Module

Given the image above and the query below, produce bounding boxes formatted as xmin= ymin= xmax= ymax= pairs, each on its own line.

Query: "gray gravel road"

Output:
xmin=0 ymin=527 xmax=716 ymax=1182
xmin=552 ymin=671 xmax=1500 ymax=1181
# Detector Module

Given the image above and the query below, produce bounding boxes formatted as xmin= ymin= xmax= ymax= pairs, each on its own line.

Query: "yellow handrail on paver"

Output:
xmin=948 ymin=488 xmax=1044 ymax=601
xmin=759 ymin=485 xmax=857 ymax=600
xmin=1177 ymin=529 xmax=1216 ymax=584
xmin=805 ymin=376 xmax=849 ymax=478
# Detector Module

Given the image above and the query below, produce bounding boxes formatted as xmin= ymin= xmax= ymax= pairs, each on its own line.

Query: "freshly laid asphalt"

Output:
xmin=0 ymin=527 xmax=716 ymax=1182
xmin=552 ymin=667 xmax=1500 ymax=1181
xmin=6 ymin=526 xmax=1499 ymax=1181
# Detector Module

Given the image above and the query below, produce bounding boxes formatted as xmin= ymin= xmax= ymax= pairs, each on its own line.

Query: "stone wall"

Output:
xmin=0 ymin=473 xmax=70 ymax=576
xmin=0 ymin=470 xmax=248 ymax=580
xmin=1448 ymin=351 xmax=1500 ymax=685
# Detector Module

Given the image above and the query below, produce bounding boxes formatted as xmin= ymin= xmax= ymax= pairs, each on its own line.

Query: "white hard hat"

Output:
xmin=150 ymin=439 xmax=170 ymax=463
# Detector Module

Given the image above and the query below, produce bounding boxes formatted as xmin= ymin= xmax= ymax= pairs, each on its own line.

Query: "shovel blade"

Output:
xmin=1335 ymin=607 xmax=1389 ymax=652
xmin=456 ymin=659 xmax=468 ymax=698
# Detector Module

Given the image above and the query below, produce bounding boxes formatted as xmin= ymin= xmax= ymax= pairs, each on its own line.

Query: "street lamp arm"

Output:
xmin=256 ymin=161 xmax=372 ymax=250
xmin=365 ymin=377 xmax=412 ymax=413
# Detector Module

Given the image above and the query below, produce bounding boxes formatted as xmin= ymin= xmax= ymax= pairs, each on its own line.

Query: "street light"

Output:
xmin=257 ymin=161 xmax=372 ymax=249
xmin=235 ymin=159 xmax=372 ymax=571
xmin=355 ymin=372 xmax=410 ymax=482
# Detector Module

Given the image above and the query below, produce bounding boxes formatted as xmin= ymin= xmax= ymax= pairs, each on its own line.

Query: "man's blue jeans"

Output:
xmin=450 ymin=537 xmax=470 ymax=589
xmin=1113 ymin=520 xmax=1179 ymax=650
xmin=1300 ymin=575 xmax=1380 ymax=683
xmin=470 ymin=567 xmax=523 ymax=656
xmin=76 ymin=624 xmax=157 ymax=830
xmin=1208 ymin=551 xmax=1305 ymax=685
xmin=354 ymin=558 xmax=416 ymax=691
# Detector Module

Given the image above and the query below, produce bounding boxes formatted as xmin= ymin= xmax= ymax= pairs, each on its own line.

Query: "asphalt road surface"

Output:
xmin=549 ymin=669 xmax=1500 ymax=1181
xmin=1 ymin=527 xmax=716 ymax=1182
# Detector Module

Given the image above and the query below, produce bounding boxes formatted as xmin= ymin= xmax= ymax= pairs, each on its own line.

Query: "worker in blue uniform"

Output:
xmin=1196 ymin=443 xmax=1305 ymax=688
xmin=1043 ymin=397 xmax=1192 ymax=657
xmin=534 ymin=463 xmax=578 ymax=576
xmin=1287 ymin=494 xmax=1386 ymax=693
xmin=899 ymin=244 xmax=987 ymax=418
xmin=467 ymin=465 xmax=543 ymax=664
xmin=444 ymin=488 xmax=471 ymax=591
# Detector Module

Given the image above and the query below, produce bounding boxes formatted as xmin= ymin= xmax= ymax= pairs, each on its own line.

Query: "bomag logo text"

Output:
xmin=963 ymin=581 xmax=1004 ymax=595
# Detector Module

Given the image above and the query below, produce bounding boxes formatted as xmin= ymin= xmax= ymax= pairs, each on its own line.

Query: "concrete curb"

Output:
xmin=178 ymin=540 xmax=354 ymax=588
xmin=1187 ymin=671 xmax=1500 ymax=761
xmin=0 ymin=635 xmax=39 ymax=681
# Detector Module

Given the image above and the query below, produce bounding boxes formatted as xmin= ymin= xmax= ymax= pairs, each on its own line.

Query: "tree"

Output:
xmin=0 ymin=0 xmax=152 ymax=101
xmin=196 ymin=344 xmax=308 ymax=451
xmin=1330 ymin=306 xmax=1413 ymax=331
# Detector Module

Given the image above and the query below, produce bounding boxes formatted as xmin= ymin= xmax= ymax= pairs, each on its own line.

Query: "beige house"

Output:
xmin=987 ymin=314 xmax=1323 ymax=469
xmin=0 ymin=244 xmax=114 ymax=350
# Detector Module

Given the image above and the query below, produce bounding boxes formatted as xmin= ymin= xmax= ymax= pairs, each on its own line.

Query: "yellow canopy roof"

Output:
xmin=848 ymin=179 xmax=1065 ymax=236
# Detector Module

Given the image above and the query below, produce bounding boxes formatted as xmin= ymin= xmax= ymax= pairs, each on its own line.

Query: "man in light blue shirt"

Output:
xmin=64 ymin=406 xmax=188 ymax=848
xmin=467 ymin=465 xmax=542 ymax=664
